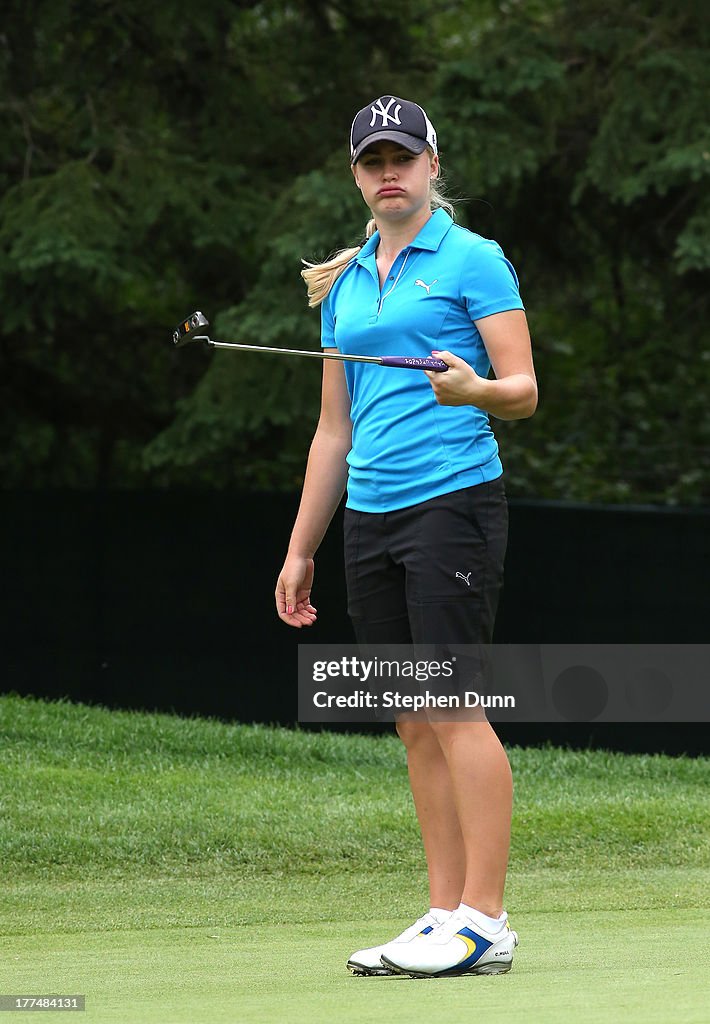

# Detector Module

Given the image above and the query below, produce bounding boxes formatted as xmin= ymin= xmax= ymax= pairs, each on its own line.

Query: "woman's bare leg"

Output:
xmin=397 ymin=716 xmax=512 ymax=918
xmin=396 ymin=716 xmax=465 ymax=910
xmin=428 ymin=718 xmax=513 ymax=917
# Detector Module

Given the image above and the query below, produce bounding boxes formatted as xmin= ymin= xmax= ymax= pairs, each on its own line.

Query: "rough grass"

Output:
xmin=1 ymin=694 xmax=707 ymax=885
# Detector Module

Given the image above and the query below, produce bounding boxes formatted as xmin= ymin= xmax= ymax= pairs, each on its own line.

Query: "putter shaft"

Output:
xmin=172 ymin=313 xmax=447 ymax=371
xmin=195 ymin=337 xmax=448 ymax=372
xmin=205 ymin=338 xmax=380 ymax=365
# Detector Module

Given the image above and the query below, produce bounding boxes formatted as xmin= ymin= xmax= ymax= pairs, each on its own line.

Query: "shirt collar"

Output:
xmin=355 ymin=208 xmax=454 ymax=265
xmin=410 ymin=208 xmax=454 ymax=251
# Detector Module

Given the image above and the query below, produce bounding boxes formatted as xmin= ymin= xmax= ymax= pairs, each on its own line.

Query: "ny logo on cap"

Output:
xmin=370 ymin=97 xmax=402 ymax=128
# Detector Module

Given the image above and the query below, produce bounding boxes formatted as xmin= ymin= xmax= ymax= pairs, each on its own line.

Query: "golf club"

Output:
xmin=172 ymin=311 xmax=449 ymax=372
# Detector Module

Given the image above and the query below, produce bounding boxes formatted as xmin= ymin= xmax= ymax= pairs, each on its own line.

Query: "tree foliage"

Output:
xmin=1 ymin=0 xmax=708 ymax=503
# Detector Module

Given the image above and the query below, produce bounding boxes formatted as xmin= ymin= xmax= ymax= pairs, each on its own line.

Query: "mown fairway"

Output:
xmin=1 ymin=696 xmax=708 ymax=1022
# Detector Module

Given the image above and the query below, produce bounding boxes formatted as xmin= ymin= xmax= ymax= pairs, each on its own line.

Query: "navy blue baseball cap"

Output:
xmin=350 ymin=95 xmax=438 ymax=165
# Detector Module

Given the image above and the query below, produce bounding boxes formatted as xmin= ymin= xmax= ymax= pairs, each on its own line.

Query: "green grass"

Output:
xmin=0 ymin=695 xmax=708 ymax=1022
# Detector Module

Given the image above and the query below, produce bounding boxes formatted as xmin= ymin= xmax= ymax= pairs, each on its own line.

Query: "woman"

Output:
xmin=275 ymin=94 xmax=537 ymax=978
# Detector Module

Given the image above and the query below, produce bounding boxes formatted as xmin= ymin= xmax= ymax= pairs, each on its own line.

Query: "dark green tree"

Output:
xmin=147 ymin=0 xmax=710 ymax=504
xmin=0 ymin=0 xmax=451 ymax=486
xmin=430 ymin=0 xmax=710 ymax=504
xmin=2 ymin=0 xmax=708 ymax=503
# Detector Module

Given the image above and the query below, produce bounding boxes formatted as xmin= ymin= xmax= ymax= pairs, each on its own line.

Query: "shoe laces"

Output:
xmin=429 ymin=908 xmax=472 ymax=943
xmin=430 ymin=907 xmax=506 ymax=944
xmin=394 ymin=912 xmax=441 ymax=943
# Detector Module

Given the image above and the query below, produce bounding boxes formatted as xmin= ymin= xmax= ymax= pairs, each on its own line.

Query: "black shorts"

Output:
xmin=343 ymin=476 xmax=508 ymax=647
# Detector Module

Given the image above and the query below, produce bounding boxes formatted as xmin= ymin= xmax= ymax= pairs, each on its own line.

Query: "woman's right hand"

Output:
xmin=275 ymin=555 xmax=318 ymax=628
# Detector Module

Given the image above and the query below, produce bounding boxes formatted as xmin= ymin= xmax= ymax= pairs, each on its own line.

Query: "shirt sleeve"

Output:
xmin=460 ymin=239 xmax=525 ymax=321
xmin=320 ymin=290 xmax=336 ymax=349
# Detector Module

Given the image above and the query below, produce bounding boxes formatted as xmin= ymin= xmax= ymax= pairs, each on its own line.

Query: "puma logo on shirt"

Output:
xmin=414 ymin=278 xmax=438 ymax=294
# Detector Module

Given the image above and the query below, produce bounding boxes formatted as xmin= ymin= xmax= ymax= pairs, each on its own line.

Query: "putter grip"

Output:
xmin=380 ymin=355 xmax=449 ymax=372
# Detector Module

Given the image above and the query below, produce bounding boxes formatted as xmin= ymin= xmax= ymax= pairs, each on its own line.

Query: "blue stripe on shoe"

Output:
xmin=439 ymin=927 xmax=493 ymax=975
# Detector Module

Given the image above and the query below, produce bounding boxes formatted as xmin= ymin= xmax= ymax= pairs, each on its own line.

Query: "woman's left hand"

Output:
xmin=423 ymin=350 xmax=485 ymax=406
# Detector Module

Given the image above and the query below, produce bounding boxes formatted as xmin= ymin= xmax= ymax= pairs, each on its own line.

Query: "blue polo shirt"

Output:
xmin=321 ymin=209 xmax=524 ymax=512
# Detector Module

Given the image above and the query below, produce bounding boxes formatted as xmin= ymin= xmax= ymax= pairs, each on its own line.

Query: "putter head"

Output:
xmin=172 ymin=311 xmax=210 ymax=346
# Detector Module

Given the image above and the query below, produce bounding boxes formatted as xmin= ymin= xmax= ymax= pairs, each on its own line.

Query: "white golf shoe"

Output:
xmin=346 ymin=911 xmax=448 ymax=976
xmin=380 ymin=907 xmax=519 ymax=978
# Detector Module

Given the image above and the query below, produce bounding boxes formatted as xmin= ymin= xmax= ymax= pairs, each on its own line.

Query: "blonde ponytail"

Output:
xmin=301 ymin=218 xmax=377 ymax=309
xmin=301 ymin=164 xmax=456 ymax=308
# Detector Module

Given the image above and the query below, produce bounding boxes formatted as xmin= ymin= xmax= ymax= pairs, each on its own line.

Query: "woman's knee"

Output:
xmin=395 ymin=715 xmax=437 ymax=751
